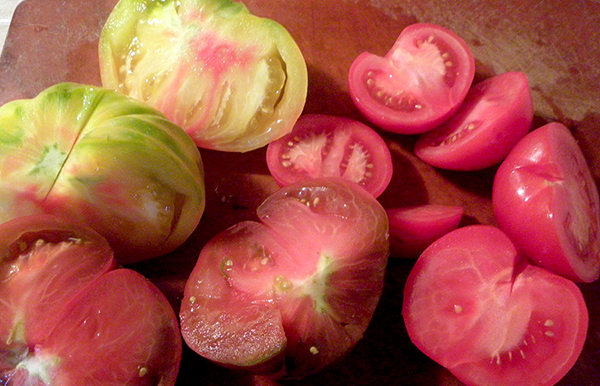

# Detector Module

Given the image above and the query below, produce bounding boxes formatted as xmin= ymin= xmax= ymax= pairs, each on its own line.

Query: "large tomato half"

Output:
xmin=403 ymin=225 xmax=588 ymax=386
xmin=348 ymin=23 xmax=475 ymax=134
xmin=492 ymin=122 xmax=600 ymax=283
xmin=180 ymin=178 xmax=389 ymax=378
xmin=99 ymin=0 xmax=308 ymax=152
xmin=0 ymin=215 xmax=182 ymax=385
xmin=0 ymin=82 xmax=205 ymax=262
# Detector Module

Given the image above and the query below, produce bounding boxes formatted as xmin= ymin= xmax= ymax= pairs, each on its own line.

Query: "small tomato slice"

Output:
xmin=348 ymin=23 xmax=475 ymax=134
xmin=386 ymin=204 xmax=463 ymax=258
xmin=180 ymin=178 xmax=389 ymax=378
xmin=415 ymin=71 xmax=534 ymax=170
xmin=99 ymin=0 xmax=308 ymax=152
xmin=492 ymin=122 xmax=600 ymax=282
xmin=265 ymin=114 xmax=393 ymax=197
xmin=403 ymin=225 xmax=588 ymax=386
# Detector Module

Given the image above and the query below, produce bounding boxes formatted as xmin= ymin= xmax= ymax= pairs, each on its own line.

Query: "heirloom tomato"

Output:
xmin=403 ymin=225 xmax=588 ymax=386
xmin=0 ymin=82 xmax=205 ymax=262
xmin=266 ymin=114 xmax=393 ymax=198
xmin=348 ymin=23 xmax=475 ymax=134
xmin=180 ymin=178 xmax=389 ymax=378
xmin=415 ymin=71 xmax=534 ymax=170
xmin=99 ymin=0 xmax=308 ymax=152
xmin=0 ymin=215 xmax=182 ymax=386
xmin=492 ymin=122 xmax=600 ymax=282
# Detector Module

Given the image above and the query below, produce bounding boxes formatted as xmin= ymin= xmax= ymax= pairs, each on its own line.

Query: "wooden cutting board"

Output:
xmin=1 ymin=0 xmax=599 ymax=385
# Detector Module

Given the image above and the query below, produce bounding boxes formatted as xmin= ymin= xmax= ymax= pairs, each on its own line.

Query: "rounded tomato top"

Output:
xmin=0 ymin=82 xmax=205 ymax=262
xmin=266 ymin=114 xmax=393 ymax=198
xmin=348 ymin=23 xmax=475 ymax=134
xmin=99 ymin=0 xmax=308 ymax=152
xmin=415 ymin=71 xmax=534 ymax=170
xmin=492 ymin=122 xmax=600 ymax=282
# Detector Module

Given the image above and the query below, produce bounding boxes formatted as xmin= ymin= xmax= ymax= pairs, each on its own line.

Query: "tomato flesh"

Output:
xmin=403 ymin=225 xmax=588 ymax=386
xmin=180 ymin=178 xmax=389 ymax=378
xmin=348 ymin=23 xmax=475 ymax=134
xmin=492 ymin=122 xmax=600 ymax=282
xmin=415 ymin=71 xmax=534 ymax=170
xmin=266 ymin=114 xmax=393 ymax=198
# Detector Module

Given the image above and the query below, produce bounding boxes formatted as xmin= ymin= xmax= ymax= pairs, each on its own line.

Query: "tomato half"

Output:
xmin=0 ymin=214 xmax=182 ymax=385
xmin=492 ymin=122 xmax=600 ymax=282
xmin=180 ymin=178 xmax=389 ymax=378
xmin=348 ymin=23 xmax=475 ymax=134
xmin=99 ymin=0 xmax=308 ymax=152
xmin=403 ymin=225 xmax=588 ymax=386
xmin=266 ymin=114 xmax=393 ymax=197
xmin=386 ymin=204 xmax=463 ymax=258
xmin=415 ymin=71 xmax=534 ymax=170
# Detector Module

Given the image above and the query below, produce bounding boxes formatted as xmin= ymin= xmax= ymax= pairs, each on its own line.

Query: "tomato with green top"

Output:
xmin=99 ymin=0 xmax=308 ymax=152
xmin=0 ymin=82 xmax=205 ymax=263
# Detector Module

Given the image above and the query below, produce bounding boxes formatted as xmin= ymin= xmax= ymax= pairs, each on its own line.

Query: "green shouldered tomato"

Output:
xmin=99 ymin=0 xmax=308 ymax=152
xmin=0 ymin=82 xmax=205 ymax=263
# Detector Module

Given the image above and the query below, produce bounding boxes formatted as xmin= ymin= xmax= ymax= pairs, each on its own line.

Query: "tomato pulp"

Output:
xmin=403 ymin=225 xmax=588 ymax=386
xmin=348 ymin=23 xmax=475 ymax=134
xmin=493 ymin=122 xmax=600 ymax=283
xmin=266 ymin=114 xmax=393 ymax=198
xmin=180 ymin=178 xmax=389 ymax=378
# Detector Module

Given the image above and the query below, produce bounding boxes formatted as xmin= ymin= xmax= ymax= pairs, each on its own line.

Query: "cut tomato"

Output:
xmin=266 ymin=114 xmax=393 ymax=197
xmin=348 ymin=23 xmax=475 ymax=134
xmin=493 ymin=122 xmax=600 ymax=282
xmin=415 ymin=71 xmax=534 ymax=170
xmin=403 ymin=225 xmax=588 ymax=386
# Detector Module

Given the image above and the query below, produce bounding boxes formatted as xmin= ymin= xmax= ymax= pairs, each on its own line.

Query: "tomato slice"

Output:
xmin=99 ymin=0 xmax=308 ymax=152
xmin=265 ymin=114 xmax=393 ymax=198
xmin=492 ymin=122 xmax=600 ymax=283
xmin=348 ymin=23 xmax=475 ymax=134
xmin=386 ymin=204 xmax=463 ymax=258
xmin=403 ymin=225 xmax=588 ymax=386
xmin=415 ymin=71 xmax=534 ymax=170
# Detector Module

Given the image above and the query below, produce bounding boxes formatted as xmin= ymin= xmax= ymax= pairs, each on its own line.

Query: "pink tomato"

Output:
xmin=492 ymin=122 xmax=600 ymax=282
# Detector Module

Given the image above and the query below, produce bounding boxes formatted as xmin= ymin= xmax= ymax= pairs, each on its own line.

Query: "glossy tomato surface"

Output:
xmin=180 ymin=178 xmax=389 ymax=379
xmin=492 ymin=122 xmax=600 ymax=283
xmin=415 ymin=71 xmax=534 ymax=170
xmin=386 ymin=204 xmax=463 ymax=258
xmin=266 ymin=114 xmax=393 ymax=198
xmin=0 ymin=215 xmax=182 ymax=386
xmin=403 ymin=225 xmax=588 ymax=386
xmin=348 ymin=23 xmax=475 ymax=134
xmin=99 ymin=0 xmax=308 ymax=152
xmin=0 ymin=82 xmax=205 ymax=263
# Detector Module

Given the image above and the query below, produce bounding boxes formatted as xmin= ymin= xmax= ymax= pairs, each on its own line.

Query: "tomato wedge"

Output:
xmin=415 ymin=71 xmax=534 ymax=170
xmin=493 ymin=122 xmax=600 ymax=283
xmin=348 ymin=23 xmax=475 ymax=134
xmin=403 ymin=225 xmax=588 ymax=386
xmin=266 ymin=114 xmax=393 ymax=197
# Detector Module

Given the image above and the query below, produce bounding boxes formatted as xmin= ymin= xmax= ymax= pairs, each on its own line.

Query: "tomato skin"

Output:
xmin=180 ymin=177 xmax=389 ymax=378
xmin=348 ymin=23 xmax=475 ymax=134
xmin=415 ymin=71 xmax=534 ymax=170
xmin=403 ymin=225 xmax=588 ymax=386
xmin=492 ymin=122 xmax=600 ymax=282
xmin=100 ymin=0 xmax=308 ymax=152
xmin=265 ymin=114 xmax=393 ymax=198
xmin=386 ymin=204 xmax=463 ymax=258
xmin=0 ymin=82 xmax=205 ymax=262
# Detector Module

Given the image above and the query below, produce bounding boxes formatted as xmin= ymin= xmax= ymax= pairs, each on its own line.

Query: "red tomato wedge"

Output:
xmin=403 ymin=225 xmax=588 ymax=386
xmin=415 ymin=71 xmax=534 ymax=170
xmin=386 ymin=204 xmax=463 ymax=258
xmin=348 ymin=23 xmax=475 ymax=134
xmin=266 ymin=114 xmax=393 ymax=198
xmin=0 ymin=215 xmax=182 ymax=386
xmin=492 ymin=122 xmax=600 ymax=282
xmin=180 ymin=178 xmax=389 ymax=378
